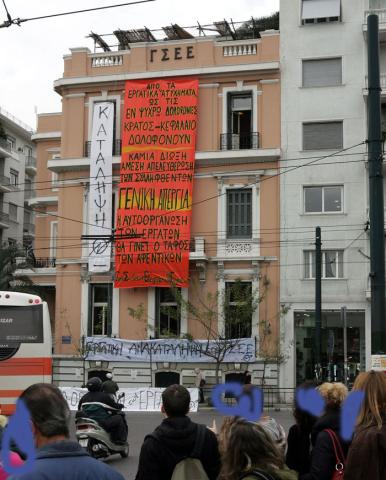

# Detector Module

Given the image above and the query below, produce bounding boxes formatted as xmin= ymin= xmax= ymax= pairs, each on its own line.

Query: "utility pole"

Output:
xmin=368 ymin=14 xmax=386 ymax=354
xmin=315 ymin=226 xmax=322 ymax=381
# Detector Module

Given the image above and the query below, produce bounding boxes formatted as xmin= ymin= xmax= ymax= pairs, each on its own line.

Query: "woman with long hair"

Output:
xmin=345 ymin=371 xmax=386 ymax=480
xmin=219 ymin=418 xmax=297 ymax=480
xmin=300 ymin=382 xmax=349 ymax=480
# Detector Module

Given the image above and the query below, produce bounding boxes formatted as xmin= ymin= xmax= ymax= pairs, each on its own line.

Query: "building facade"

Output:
xmin=0 ymin=107 xmax=36 ymax=247
xmin=279 ymin=0 xmax=385 ymax=389
xmin=25 ymin=25 xmax=282 ymax=390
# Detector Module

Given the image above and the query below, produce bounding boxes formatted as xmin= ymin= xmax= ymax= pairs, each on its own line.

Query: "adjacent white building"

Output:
xmin=0 ymin=107 xmax=36 ymax=247
xmin=279 ymin=0 xmax=381 ymax=388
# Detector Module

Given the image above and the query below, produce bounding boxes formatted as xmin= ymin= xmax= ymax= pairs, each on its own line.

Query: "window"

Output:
xmin=88 ymin=284 xmax=112 ymax=336
xmin=227 ymin=189 xmax=252 ymax=238
xmin=225 ymin=282 xmax=252 ymax=338
xmin=303 ymin=122 xmax=343 ymax=150
xmin=9 ymin=169 xmax=18 ymax=187
xmin=24 ymin=145 xmax=33 ymax=157
xmin=369 ymin=0 xmax=386 ymax=9
xmin=301 ymin=0 xmax=341 ymax=24
xmin=52 ymin=172 xmax=59 ymax=189
xmin=9 ymin=203 xmax=17 ymax=222
xmin=304 ymin=250 xmax=344 ymax=279
xmin=302 ymin=58 xmax=342 ymax=87
xmin=226 ymin=92 xmax=253 ymax=149
xmin=304 ymin=185 xmax=343 ymax=213
xmin=156 ymin=288 xmax=180 ymax=337
xmin=50 ymin=221 xmax=58 ymax=258
xmin=6 ymin=136 xmax=16 ymax=151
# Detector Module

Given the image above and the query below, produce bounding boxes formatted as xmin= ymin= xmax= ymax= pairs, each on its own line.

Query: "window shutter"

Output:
xmin=302 ymin=0 xmax=341 ymax=20
xmin=303 ymin=122 xmax=343 ymax=150
xmin=303 ymin=58 xmax=342 ymax=87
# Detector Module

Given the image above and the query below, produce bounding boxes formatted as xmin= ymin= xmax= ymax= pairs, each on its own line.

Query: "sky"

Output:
xmin=0 ymin=0 xmax=279 ymax=129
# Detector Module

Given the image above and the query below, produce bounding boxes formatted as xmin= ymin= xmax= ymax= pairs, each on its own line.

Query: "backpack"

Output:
xmin=150 ymin=424 xmax=209 ymax=480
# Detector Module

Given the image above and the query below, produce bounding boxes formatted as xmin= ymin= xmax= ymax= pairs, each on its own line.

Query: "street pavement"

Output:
xmin=70 ymin=408 xmax=294 ymax=479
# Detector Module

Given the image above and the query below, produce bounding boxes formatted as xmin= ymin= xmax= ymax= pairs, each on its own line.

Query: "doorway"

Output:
xmin=155 ymin=371 xmax=180 ymax=387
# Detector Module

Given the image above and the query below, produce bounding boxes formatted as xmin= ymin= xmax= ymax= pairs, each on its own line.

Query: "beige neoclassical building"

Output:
xmin=21 ymin=22 xmax=282 ymax=390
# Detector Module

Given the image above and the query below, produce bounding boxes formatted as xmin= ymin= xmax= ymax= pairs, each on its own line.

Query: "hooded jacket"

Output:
xmin=135 ymin=416 xmax=221 ymax=480
xmin=300 ymin=409 xmax=350 ymax=480
xmin=344 ymin=420 xmax=386 ymax=480
xmin=8 ymin=440 xmax=125 ymax=480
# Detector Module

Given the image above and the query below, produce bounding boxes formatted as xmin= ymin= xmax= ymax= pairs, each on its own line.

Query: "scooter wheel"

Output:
xmin=120 ymin=446 xmax=129 ymax=458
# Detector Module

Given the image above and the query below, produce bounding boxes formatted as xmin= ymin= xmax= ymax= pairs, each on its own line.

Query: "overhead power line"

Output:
xmin=0 ymin=0 xmax=155 ymax=29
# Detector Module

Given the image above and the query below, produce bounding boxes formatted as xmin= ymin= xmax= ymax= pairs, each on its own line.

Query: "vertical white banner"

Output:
xmin=88 ymin=102 xmax=114 ymax=272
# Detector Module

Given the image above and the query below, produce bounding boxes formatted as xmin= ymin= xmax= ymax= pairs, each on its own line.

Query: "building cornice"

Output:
xmin=54 ymin=61 xmax=280 ymax=92
xmin=31 ymin=131 xmax=62 ymax=141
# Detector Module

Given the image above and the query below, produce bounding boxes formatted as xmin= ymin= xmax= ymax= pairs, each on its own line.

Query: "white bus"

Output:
xmin=0 ymin=291 xmax=52 ymax=415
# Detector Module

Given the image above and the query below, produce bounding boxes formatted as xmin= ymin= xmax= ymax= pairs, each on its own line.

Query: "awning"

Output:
xmin=302 ymin=0 xmax=341 ymax=20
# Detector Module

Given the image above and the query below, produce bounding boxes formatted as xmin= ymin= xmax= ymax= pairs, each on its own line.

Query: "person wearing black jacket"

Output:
xmin=286 ymin=382 xmax=317 ymax=475
xmin=300 ymin=382 xmax=350 ymax=480
xmin=135 ymin=384 xmax=221 ymax=480
xmin=77 ymin=377 xmax=127 ymax=443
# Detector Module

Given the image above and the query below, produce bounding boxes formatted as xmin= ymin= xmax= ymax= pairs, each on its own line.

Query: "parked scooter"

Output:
xmin=75 ymin=395 xmax=129 ymax=459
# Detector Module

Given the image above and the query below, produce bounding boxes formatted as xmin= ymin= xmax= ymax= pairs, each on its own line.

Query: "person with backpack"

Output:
xmin=135 ymin=384 xmax=220 ymax=480
xmin=300 ymin=382 xmax=350 ymax=480
xmin=218 ymin=418 xmax=297 ymax=480
xmin=344 ymin=371 xmax=386 ymax=480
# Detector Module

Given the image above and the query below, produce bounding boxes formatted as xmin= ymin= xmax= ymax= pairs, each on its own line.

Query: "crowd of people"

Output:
xmin=0 ymin=370 xmax=385 ymax=479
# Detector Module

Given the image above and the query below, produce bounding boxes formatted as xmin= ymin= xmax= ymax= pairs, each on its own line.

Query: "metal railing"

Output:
xmin=0 ymin=137 xmax=11 ymax=152
xmin=30 ymin=257 xmax=56 ymax=268
xmin=364 ymin=9 xmax=386 ymax=25
xmin=25 ymin=156 xmax=37 ymax=168
xmin=0 ymin=211 xmax=9 ymax=225
xmin=206 ymin=386 xmax=295 ymax=409
xmin=220 ymin=132 xmax=259 ymax=150
xmin=84 ymin=139 xmax=122 ymax=157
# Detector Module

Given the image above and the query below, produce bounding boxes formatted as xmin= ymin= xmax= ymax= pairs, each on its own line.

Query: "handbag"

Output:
xmin=324 ymin=429 xmax=345 ymax=479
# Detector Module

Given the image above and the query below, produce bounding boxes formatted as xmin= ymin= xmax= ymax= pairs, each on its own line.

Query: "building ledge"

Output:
xmin=47 ymin=148 xmax=281 ymax=173
xmin=28 ymin=196 xmax=58 ymax=206
xmin=31 ymin=131 xmax=62 ymax=141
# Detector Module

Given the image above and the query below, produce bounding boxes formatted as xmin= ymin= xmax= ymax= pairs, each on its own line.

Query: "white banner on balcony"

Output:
xmin=88 ymin=102 xmax=114 ymax=272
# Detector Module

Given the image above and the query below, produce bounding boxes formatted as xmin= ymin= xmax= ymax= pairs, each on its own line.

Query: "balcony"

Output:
xmin=217 ymin=237 xmax=260 ymax=261
xmin=25 ymin=156 xmax=37 ymax=175
xmin=364 ymin=74 xmax=386 ymax=95
xmin=0 ymin=175 xmax=18 ymax=193
xmin=29 ymin=257 xmax=56 ymax=269
xmin=91 ymin=53 xmax=123 ymax=68
xmin=24 ymin=189 xmax=36 ymax=203
xmin=84 ymin=139 xmax=121 ymax=157
xmin=0 ymin=212 xmax=10 ymax=228
xmin=23 ymin=223 xmax=36 ymax=235
xmin=0 ymin=138 xmax=11 ymax=157
xmin=220 ymin=132 xmax=259 ymax=151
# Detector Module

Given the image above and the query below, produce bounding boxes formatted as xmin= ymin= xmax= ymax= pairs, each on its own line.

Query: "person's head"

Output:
xmin=219 ymin=418 xmax=283 ymax=480
xmin=294 ymin=382 xmax=317 ymax=431
xmin=20 ymin=383 xmax=70 ymax=448
xmin=105 ymin=373 xmax=113 ymax=380
xmin=86 ymin=377 xmax=102 ymax=392
xmin=352 ymin=370 xmax=386 ymax=429
xmin=318 ymin=382 xmax=348 ymax=411
xmin=194 ymin=368 xmax=200 ymax=375
xmin=161 ymin=384 xmax=190 ymax=417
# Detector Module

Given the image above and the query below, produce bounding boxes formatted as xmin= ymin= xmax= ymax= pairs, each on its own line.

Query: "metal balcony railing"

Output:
xmin=0 ymin=138 xmax=11 ymax=153
xmin=30 ymin=257 xmax=56 ymax=268
xmin=84 ymin=139 xmax=122 ymax=157
xmin=220 ymin=132 xmax=259 ymax=150
xmin=25 ymin=156 xmax=37 ymax=168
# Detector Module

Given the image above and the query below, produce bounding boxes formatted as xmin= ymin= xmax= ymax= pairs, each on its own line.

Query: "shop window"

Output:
xmin=301 ymin=0 xmax=341 ymax=25
xmin=88 ymin=284 xmax=112 ymax=336
xmin=304 ymin=250 xmax=344 ymax=279
xmin=302 ymin=58 xmax=342 ymax=87
xmin=224 ymin=282 xmax=252 ymax=339
xmin=227 ymin=189 xmax=252 ymax=239
xmin=303 ymin=121 xmax=343 ymax=150
xmin=156 ymin=288 xmax=181 ymax=337
xmin=304 ymin=185 xmax=343 ymax=213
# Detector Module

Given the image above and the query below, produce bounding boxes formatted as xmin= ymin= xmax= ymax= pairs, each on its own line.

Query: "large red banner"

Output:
xmin=114 ymin=78 xmax=198 ymax=288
